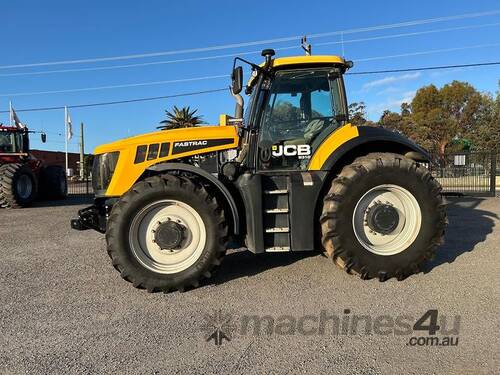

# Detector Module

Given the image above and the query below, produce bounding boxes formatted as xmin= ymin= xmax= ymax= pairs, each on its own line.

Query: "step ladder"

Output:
xmin=263 ymin=176 xmax=291 ymax=252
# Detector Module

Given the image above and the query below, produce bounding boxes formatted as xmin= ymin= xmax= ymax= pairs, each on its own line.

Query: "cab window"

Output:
xmin=258 ymin=68 xmax=343 ymax=170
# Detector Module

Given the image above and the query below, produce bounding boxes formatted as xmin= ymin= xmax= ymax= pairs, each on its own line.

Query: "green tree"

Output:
xmin=469 ymin=83 xmax=500 ymax=151
xmin=409 ymin=81 xmax=485 ymax=156
xmin=83 ymin=154 xmax=94 ymax=177
xmin=348 ymin=102 xmax=376 ymax=126
xmin=378 ymin=102 xmax=413 ymax=136
xmin=159 ymin=106 xmax=203 ymax=130
xmin=379 ymin=109 xmax=405 ymax=133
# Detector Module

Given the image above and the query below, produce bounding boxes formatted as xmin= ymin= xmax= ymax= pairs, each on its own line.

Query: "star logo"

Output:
xmin=201 ymin=310 xmax=236 ymax=346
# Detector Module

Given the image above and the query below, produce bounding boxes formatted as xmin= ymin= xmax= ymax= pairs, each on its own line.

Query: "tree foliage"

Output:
xmin=348 ymin=102 xmax=376 ymax=127
xmin=159 ymin=106 xmax=203 ymax=130
xmin=374 ymin=80 xmax=499 ymax=155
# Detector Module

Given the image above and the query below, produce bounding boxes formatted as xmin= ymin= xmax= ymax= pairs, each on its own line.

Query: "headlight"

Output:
xmin=92 ymin=151 xmax=120 ymax=196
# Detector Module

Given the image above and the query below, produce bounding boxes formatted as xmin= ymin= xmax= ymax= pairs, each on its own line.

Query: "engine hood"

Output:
xmin=94 ymin=125 xmax=239 ymax=155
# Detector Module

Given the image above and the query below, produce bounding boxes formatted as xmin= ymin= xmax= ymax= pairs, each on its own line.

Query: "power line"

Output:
xmin=0 ymin=74 xmax=228 ymax=97
xmin=3 ymin=41 xmax=500 ymax=98
xmin=1 ymin=61 xmax=499 ymax=115
xmin=0 ymin=88 xmax=228 ymax=113
xmin=3 ymin=22 xmax=500 ymax=78
xmin=347 ymin=61 xmax=500 ymax=75
xmin=355 ymin=42 xmax=500 ymax=62
xmin=1 ymin=10 xmax=499 ymax=69
xmin=315 ymin=22 xmax=500 ymax=48
xmin=0 ymin=51 xmax=260 ymax=77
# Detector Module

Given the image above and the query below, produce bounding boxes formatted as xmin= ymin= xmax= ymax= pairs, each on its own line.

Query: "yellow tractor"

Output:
xmin=71 ymin=49 xmax=446 ymax=292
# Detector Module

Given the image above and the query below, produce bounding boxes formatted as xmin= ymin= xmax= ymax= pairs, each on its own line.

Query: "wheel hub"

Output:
xmin=366 ymin=202 xmax=400 ymax=235
xmin=153 ymin=220 xmax=186 ymax=250
xmin=352 ymin=184 xmax=422 ymax=256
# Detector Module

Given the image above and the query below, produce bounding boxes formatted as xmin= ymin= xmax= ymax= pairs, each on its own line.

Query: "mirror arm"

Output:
xmin=230 ymin=87 xmax=244 ymax=119
xmin=233 ymin=57 xmax=265 ymax=74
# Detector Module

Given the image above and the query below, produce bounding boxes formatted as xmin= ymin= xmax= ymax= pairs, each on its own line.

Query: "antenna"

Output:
xmin=301 ymin=36 xmax=312 ymax=56
xmin=341 ymin=31 xmax=345 ymax=56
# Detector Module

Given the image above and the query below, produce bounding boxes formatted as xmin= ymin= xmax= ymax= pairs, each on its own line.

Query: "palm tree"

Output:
xmin=158 ymin=106 xmax=203 ymax=130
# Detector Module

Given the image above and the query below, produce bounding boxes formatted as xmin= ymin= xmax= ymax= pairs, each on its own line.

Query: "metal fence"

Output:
xmin=67 ymin=177 xmax=93 ymax=196
xmin=67 ymin=152 xmax=498 ymax=197
xmin=427 ymin=151 xmax=498 ymax=196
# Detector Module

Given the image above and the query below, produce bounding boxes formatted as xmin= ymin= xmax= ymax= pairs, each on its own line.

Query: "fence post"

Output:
xmin=490 ymin=151 xmax=497 ymax=197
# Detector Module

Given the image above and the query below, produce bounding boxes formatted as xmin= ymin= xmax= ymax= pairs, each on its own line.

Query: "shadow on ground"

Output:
xmin=211 ymin=196 xmax=498 ymax=284
xmin=211 ymin=250 xmax=319 ymax=285
xmin=423 ymin=196 xmax=497 ymax=273
xmin=33 ymin=196 xmax=93 ymax=208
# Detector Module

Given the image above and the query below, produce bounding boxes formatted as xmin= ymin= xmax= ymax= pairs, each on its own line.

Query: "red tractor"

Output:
xmin=0 ymin=124 xmax=68 ymax=208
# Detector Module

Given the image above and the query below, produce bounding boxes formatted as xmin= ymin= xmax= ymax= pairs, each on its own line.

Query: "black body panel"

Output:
xmin=235 ymin=172 xmax=264 ymax=252
xmin=289 ymin=171 xmax=327 ymax=250
xmin=234 ymin=171 xmax=327 ymax=253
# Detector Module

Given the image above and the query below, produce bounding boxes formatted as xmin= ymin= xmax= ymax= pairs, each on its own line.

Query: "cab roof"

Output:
xmin=271 ymin=55 xmax=346 ymax=68
xmin=246 ymin=55 xmax=347 ymax=88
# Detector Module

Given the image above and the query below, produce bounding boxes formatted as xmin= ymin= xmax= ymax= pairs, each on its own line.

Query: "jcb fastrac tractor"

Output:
xmin=72 ymin=50 xmax=446 ymax=292
xmin=0 ymin=125 xmax=67 ymax=208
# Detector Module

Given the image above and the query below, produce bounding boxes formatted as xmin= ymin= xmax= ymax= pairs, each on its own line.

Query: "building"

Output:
xmin=31 ymin=149 xmax=86 ymax=176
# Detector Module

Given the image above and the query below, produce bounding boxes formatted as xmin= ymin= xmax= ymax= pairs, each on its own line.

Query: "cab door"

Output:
xmin=256 ymin=68 xmax=346 ymax=172
xmin=255 ymin=67 xmax=346 ymax=251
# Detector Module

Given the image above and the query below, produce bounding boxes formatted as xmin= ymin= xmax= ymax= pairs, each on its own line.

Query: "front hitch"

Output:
xmin=70 ymin=204 xmax=107 ymax=233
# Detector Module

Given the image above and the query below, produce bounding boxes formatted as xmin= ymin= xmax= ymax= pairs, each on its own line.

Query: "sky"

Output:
xmin=2 ymin=0 xmax=500 ymax=153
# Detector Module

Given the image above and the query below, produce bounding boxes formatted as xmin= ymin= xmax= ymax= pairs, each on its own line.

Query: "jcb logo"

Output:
xmin=272 ymin=144 xmax=311 ymax=159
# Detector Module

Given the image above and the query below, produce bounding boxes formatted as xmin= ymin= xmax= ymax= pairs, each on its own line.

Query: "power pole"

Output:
xmin=79 ymin=122 xmax=85 ymax=179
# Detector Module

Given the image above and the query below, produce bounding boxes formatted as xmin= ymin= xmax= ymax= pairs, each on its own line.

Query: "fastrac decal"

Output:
xmin=174 ymin=140 xmax=208 ymax=147
xmin=172 ymin=138 xmax=235 ymax=155
xmin=272 ymin=144 xmax=311 ymax=159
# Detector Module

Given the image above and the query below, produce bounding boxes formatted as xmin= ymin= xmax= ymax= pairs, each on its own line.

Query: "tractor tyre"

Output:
xmin=320 ymin=152 xmax=447 ymax=281
xmin=40 ymin=165 xmax=68 ymax=199
xmin=106 ymin=174 xmax=228 ymax=292
xmin=0 ymin=163 xmax=37 ymax=208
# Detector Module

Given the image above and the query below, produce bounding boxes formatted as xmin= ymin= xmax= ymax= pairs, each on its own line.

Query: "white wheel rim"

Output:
xmin=352 ymin=184 xmax=421 ymax=256
xmin=129 ymin=199 xmax=206 ymax=274
xmin=16 ymin=174 xmax=33 ymax=199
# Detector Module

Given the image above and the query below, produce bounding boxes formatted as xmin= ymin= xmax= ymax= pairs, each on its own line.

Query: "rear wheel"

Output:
xmin=0 ymin=163 xmax=37 ymax=208
xmin=40 ymin=165 xmax=68 ymax=199
xmin=320 ymin=153 xmax=446 ymax=281
xmin=106 ymin=174 xmax=228 ymax=292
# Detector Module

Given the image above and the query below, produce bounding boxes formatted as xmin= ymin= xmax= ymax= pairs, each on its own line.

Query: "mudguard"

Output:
xmin=147 ymin=163 xmax=240 ymax=234
xmin=308 ymin=125 xmax=430 ymax=171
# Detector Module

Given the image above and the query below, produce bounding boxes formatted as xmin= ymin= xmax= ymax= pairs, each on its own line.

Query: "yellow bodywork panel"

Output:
xmin=247 ymin=55 xmax=346 ymax=87
xmin=307 ymin=124 xmax=359 ymax=170
xmin=272 ymin=55 xmax=346 ymax=68
xmin=96 ymin=125 xmax=239 ymax=196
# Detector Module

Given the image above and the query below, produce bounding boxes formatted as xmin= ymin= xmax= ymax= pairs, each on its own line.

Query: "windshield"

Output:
xmin=257 ymin=68 xmax=345 ymax=170
xmin=0 ymin=132 xmax=22 ymax=153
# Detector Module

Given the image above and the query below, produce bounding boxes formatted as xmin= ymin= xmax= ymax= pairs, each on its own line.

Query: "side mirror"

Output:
xmin=231 ymin=66 xmax=243 ymax=95
xmin=41 ymin=132 xmax=47 ymax=143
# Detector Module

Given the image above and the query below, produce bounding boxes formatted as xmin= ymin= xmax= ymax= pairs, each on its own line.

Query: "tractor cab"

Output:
xmin=0 ymin=126 xmax=29 ymax=156
xmin=229 ymin=50 xmax=352 ymax=172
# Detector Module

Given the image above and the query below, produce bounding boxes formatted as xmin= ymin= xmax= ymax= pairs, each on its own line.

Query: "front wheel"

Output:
xmin=106 ymin=174 xmax=228 ymax=292
xmin=321 ymin=153 xmax=446 ymax=281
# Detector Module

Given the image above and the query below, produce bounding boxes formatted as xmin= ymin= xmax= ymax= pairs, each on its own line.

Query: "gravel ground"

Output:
xmin=0 ymin=196 xmax=499 ymax=374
